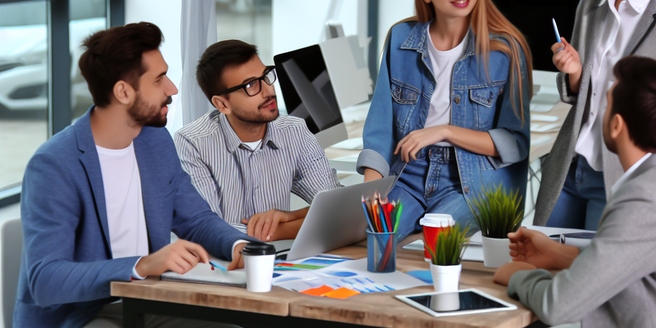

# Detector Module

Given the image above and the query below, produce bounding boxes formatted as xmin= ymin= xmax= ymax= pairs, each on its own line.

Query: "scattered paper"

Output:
xmin=323 ymin=287 xmax=360 ymax=299
xmin=402 ymin=240 xmax=484 ymax=262
xmin=273 ymin=258 xmax=429 ymax=294
xmin=531 ymin=134 xmax=556 ymax=146
xmin=275 ymin=255 xmax=349 ymax=271
xmin=531 ymin=122 xmax=562 ymax=133
xmin=531 ymin=114 xmax=559 ymax=122
xmin=300 ymin=285 xmax=335 ymax=296
xmin=331 ymin=138 xmax=364 ymax=150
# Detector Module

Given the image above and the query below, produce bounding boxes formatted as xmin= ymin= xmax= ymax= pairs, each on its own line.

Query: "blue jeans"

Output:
xmin=389 ymin=146 xmax=476 ymax=241
xmin=546 ymin=156 xmax=607 ymax=230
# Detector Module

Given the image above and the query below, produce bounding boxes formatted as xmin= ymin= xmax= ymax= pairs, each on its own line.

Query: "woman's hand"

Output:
xmin=551 ymin=37 xmax=582 ymax=93
xmin=364 ymin=168 xmax=383 ymax=182
xmin=394 ymin=126 xmax=450 ymax=162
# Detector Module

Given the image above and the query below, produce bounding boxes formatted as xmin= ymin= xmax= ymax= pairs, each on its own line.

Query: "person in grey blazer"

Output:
xmin=493 ymin=56 xmax=656 ymax=328
xmin=534 ymin=0 xmax=656 ymax=230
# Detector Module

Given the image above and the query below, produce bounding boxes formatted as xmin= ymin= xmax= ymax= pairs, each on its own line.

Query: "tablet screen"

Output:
xmin=409 ymin=291 xmax=506 ymax=312
xmin=396 ymin=289 xmax=516 ymax=317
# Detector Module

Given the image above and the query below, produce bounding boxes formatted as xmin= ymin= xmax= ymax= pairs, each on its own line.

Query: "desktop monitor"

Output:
xmin=274 ymin=35 xmax=371 ymax=149
xmin=274 ymin=45 xmax=347 ymax=149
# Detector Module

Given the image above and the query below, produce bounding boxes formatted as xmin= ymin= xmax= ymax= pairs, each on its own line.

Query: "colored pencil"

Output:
xmin=362 ymin=196 xmax=375 ymax=232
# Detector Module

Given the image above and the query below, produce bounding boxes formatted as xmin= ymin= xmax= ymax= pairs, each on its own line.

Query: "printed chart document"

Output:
xmin=272 ymin=257 xmax=429 ymax=293
xmin=160 ymin=259 xmax=246 ymax=287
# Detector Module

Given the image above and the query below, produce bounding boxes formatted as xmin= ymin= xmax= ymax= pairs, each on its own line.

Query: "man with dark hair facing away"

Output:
xmin=494 ymin=56 xmax=656 ymax=328
xmin=15 ymin=22 xmax=254 ymax=328
xmin=175 ymin=40 xmax=340 ymax=242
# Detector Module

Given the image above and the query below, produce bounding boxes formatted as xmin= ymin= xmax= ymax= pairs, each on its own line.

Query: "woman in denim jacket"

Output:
xmin=357 ymin=0 xmax=533 ymax=240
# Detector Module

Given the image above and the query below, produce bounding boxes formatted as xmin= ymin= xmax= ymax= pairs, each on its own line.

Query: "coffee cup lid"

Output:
xmin=241 ymin=241 xmax=276 ymax=256
xmin=419 ymin=213 xmax=454 ymax=228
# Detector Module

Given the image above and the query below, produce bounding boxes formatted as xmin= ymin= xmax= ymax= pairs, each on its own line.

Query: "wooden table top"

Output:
xmin=111 ymin=238 xmax=536 ymax=328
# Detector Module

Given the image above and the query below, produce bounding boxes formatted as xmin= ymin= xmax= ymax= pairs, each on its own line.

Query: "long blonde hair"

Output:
xmin=399 ymin=0 xmax=533 ymax=123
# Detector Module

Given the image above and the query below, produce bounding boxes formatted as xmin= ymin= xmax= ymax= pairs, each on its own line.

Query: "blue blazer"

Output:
xmin=14 ymin=108 xmax=254 ymax=327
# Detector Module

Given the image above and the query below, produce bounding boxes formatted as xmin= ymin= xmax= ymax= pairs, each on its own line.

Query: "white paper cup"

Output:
xmin=242 ymin=242 xmax=276 ymax=293
xmin=419 ymin=214 xmax=455 ymax=262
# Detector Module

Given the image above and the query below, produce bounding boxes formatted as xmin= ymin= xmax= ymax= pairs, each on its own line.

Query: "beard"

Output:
xmin=128 ymin=94 xmax=171 ymax=128
xmin=232 ymin=96 xmax=279 ymax=124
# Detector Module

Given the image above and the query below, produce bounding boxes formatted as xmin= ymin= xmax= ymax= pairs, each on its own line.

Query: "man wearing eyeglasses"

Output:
xmin=175 ymin=40 xmax=341 ymax=242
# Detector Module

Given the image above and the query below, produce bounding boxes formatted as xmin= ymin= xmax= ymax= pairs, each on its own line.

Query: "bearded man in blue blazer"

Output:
xmin=14 ymin=22 xmax=255 ymax=327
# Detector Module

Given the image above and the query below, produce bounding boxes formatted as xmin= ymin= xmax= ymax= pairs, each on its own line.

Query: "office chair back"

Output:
xmin=2 ymin=219 xmax=22 ymax=328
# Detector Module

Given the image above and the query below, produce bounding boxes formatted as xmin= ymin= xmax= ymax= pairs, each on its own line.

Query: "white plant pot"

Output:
xmin=481 ymin=236 xmax=512 ymax=268
xmin=429 ymin=290 xmax=461 ymax=312
xmin=430 ymin=263 xmax=461 ymax=292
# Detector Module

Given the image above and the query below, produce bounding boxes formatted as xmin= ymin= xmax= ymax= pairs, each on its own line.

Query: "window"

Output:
xmin=0 ymin=1 xmax=49 ymax=193
xmin=216 ymin=0 xmax=273 ymax=64
xmin=70 ymin=0 xmax=107 ymax=120
xmin=0 ymin=0 xmax=122 ymax=207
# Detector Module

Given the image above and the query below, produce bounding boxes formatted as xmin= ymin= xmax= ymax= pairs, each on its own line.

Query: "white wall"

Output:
xmin=125 ymin=0 xmax=183 ymax=131
xmin=123 ymin=0 xmax=415 ymax=120
xmin=376 ymin=0 xmax=414 ymax=57
xmin=272 ymin=0 xmax=359 ymax=56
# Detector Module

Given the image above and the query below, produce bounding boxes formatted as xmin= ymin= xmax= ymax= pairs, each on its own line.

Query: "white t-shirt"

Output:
xmin=425 ymin=24 xmax=469 ymax=146
xmin=242 ymin=139 xmax=262 ymax=151
xmin=96 ymin=142 xmax=149 ymax=259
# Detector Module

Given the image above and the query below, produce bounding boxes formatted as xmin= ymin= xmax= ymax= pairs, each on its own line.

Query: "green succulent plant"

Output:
xmin=469 ymin=185 xmax=524 ymax=239
xmin=426 ymin=223 xmax=470 ymax=266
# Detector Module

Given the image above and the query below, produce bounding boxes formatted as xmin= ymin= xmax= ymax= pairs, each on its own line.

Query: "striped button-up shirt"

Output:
xmin=174 ymin=111 xmax=341 ymax=233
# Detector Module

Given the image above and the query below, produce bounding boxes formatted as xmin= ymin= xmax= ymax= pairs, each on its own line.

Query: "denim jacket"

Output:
xmin=357 ymin=21 xmax=530 ymax=203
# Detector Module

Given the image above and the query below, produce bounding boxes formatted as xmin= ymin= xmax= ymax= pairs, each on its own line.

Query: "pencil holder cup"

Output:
xmin=366 ymin=229 xmax=397 ymax=273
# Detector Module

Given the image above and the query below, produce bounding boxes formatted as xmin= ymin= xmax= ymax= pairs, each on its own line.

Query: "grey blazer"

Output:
xmin=509 ymin=154 xmax=656 ymax=328
xmin=533 ymin=0 xmax=656 ymax=226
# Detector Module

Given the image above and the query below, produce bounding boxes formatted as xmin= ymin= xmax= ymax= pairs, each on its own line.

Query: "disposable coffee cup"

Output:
xmin=241 ymin=242 xmax=276 ymax=292
xmin=419 ymin=214 xmax=455 ymax=262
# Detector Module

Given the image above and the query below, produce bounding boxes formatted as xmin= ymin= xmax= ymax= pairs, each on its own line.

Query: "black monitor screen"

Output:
xmin=274 ymin=45 xmax=342 ymax=134
xmin=494 ymin=0 xmax=580 ymax=72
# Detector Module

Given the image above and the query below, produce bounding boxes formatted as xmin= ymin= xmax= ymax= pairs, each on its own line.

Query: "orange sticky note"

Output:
xmin=300 ymin=285 xmax=334 ymax=296
xmin=321 ymin=287 xmax=360 ymax=299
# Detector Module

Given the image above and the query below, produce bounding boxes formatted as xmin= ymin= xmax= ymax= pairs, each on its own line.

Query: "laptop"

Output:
xmin=282 ymin=175 xmax=396 ymax=261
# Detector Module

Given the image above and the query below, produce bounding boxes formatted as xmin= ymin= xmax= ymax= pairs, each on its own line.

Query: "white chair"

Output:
xmin=2 ymin=219 xmax=22 ymax=328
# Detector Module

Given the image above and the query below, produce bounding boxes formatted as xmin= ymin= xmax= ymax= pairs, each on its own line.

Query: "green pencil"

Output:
xmin=393 ymin=202 xmax=403 ymax=233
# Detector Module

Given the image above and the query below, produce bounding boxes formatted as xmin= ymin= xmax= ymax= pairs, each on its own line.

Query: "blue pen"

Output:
xmin=552 ymin=18 xmax=565 ymax=53
xmin=361 ymin=196 xmax=375 ymax=233
xmin=378 ymin=203 xmax=388 ymax=233
xmin=209 ymin=260 xmax=227 ymax=271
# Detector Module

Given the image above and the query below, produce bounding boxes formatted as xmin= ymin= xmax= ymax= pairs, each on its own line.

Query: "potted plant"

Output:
xmin=426 ymin=223 xmax=470 ymax=293
xmin=470 ymin=185 xmax=524 ymax=268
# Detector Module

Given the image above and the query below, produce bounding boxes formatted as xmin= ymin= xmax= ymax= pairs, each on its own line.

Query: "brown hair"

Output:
xmin=390 ymin=0 xmax=533 ymax=122
xmin=196 ymin=40 xmax=258 ymax=103
xmin=611 ymin=56 xmax=656 ymax=152
xmin=78 ymin=22 xmax=163 ymax=107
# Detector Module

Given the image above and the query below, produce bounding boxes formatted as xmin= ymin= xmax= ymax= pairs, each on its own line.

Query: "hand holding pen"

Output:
xmin=551 ymin=18 xmax=582 ymax=93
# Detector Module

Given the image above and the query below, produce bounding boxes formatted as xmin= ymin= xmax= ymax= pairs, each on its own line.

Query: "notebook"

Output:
xmin=160 ymin=259 xmax=247 ymax=288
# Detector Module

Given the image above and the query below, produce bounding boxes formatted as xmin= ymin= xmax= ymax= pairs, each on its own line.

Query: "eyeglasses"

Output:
xmin=219 ymin=66 xmax=276 ymax=97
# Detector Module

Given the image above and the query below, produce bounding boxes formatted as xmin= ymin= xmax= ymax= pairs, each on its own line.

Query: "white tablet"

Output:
xmin=395 ymin=288 xmax=517 ymax=317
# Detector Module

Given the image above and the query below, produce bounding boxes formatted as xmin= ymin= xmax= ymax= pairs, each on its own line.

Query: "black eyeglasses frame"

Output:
xmin=218 ymin=66 xmax=277 ymax=97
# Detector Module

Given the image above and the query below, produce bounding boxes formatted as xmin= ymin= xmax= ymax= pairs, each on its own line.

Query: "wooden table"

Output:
xmin=111 ymin=240 xmax=536 ymax=328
